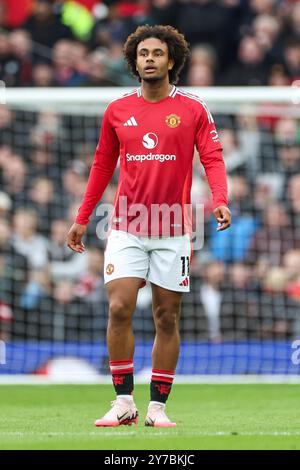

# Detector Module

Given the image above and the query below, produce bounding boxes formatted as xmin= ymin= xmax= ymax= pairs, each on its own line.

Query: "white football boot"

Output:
xmin=95 ymin=396 xmax=138 ymax=427
xmin=145 ymin=403 xmax=176 ymax=427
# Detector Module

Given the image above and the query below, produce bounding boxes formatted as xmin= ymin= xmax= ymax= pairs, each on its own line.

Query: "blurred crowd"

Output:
xmin=0 ymin=0 xmax=300 ymax=344
xmin=0 ymin=97 xmax=300 ymax=342
xmin=0 ymin=0 xmax=299 ymax=87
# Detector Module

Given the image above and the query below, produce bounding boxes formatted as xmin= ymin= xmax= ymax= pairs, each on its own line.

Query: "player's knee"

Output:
xmin=154 ymin=306 xmax=179 ymax=335
xmin=109 ymin=299 xmax=133 ymax=325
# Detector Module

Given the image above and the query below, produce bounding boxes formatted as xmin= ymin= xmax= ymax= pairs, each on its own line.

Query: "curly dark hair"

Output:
xmin=123 ymin=25 xmax=190 ymax=85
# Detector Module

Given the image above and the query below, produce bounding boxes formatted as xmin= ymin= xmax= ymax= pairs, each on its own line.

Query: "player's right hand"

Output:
xmin=66 ymin=223 xmax=87 ymax=253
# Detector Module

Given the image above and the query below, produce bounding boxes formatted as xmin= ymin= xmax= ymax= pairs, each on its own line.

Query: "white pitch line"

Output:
xmin=0 ymin=431 xmax=136 ymax=437
xmin=145 ymin=432 xmax=300 ymax=437
xmin=1 ymin=375 xmax=300 ymax=385
xmin=1 ymin=431 xmax=300 ymax=437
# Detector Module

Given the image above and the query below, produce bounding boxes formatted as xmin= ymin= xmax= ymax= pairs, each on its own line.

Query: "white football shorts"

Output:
xmin=104 ymin=229 xmax=192 ymax=292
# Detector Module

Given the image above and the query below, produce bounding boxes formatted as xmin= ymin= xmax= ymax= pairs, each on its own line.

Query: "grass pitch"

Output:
xmin=0 ymin=384 xmax=299 ymax=450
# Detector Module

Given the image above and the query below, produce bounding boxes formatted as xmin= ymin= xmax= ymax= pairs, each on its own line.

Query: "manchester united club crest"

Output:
xmin=166 ymin=114 xmax=181 ymax=128
xmin=106 ymin=263 xmax=114 ymax=275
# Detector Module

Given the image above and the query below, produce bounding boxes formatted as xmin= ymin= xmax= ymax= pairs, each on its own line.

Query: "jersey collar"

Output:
xmin=137 ymin=85 xmax=177 ymax=98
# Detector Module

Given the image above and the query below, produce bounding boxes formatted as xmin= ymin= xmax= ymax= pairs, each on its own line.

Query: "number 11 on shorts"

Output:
xmin=181 ymin=256 xmax=190 ymax=276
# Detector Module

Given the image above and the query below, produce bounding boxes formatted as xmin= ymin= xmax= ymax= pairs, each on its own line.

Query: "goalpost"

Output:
xmin=1 ymin=86 xmax=300 ymax=383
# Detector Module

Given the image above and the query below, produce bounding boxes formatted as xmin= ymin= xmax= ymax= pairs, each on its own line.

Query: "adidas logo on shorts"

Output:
xmin=179 ymin=277 xmax=189 ymax=286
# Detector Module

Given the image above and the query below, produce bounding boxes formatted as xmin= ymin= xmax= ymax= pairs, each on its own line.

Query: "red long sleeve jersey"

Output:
xmin=76 ymin=86 xmax=228 ymax=236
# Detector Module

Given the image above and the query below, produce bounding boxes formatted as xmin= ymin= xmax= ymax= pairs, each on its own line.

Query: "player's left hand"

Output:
xmin=213 ymin=206 xmax=231 ymax=231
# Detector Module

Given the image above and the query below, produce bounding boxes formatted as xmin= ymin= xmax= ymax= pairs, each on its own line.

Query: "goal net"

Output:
xmin=1 ymin=86 xmax=300 ymax=382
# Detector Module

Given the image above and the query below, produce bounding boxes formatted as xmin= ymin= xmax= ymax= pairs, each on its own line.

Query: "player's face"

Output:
xmin=136 ymin=37 xmax=174 ymax=83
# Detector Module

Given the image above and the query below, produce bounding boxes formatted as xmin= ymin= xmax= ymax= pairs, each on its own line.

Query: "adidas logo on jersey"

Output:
xmin=124 ymin=116 xmax=138 ymax=126
xmin=179 ymin=277 xmax=189 ymax=286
